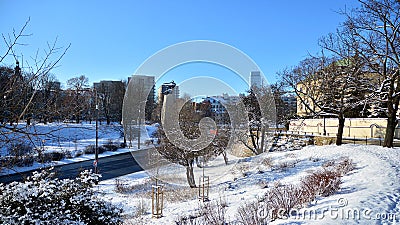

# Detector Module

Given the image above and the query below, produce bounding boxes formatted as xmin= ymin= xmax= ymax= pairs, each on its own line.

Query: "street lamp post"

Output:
xmin=138 ymin=109 xmax=141 ymax=150
xmin=95 ymin=88 xmax=99 ymax=174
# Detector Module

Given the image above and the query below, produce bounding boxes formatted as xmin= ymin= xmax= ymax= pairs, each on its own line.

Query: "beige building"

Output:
xmin=289 ymin=118 xmax=400 ymax=139
xmin=295 ymin=71 xmax=335 ymax=117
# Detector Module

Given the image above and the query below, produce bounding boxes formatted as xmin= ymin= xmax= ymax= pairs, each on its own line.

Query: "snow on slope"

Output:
xmin=277 ymin=145 xmax=400 ymax=225
xmin=98 ymin=144 xmax=400 ymax=225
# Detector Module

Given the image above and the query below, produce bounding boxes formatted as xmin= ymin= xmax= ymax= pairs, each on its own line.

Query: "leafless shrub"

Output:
xmin=285 ymin=152 xmax=297 ymax=158
xmin=164 ymin=185 xmax=197 ymax=203
xmin=132 ymin=198 xmax=149 ymax=217
xmin=335 ymin=157 xmax=355 ymax=175
xmin=8 ymin=143 xmax=33 ymax=156
xmin=261 ymin=157 xmax=274 ymax=168
xmin=198 ymin=198 xmax=228 ymax=225
xmin=322 ymin=160 xmax=335 ymax=168
xmin=301 ymin=170 xmax=341 ymax=197
xmin=114 ymin=178 xmax=129 ymax=193
xmin=40 ymin=151 xmax=65 ymax=162
xmin=176 ymin=214 xmax=202 ymax=225
xmin=236 ymin=199 xmax=268 ymax=225
xmin=232 ymin=163 xmax=250 ymax=177
xmin=122 ymin=217 xmax=147 ymax=225
xmin=298 ymin=177 xmax=318 ymax=204
xmin=84 ymin=145 xmax=106 ymax=154
xmin=309 ymin=157 xmax=320 ymax=162
xmin=2 ymin=143 xmax=35 ymax=167
xmin=257 ymin=180 xmax=269 ymax=189
xmin=265 ymin=184 xmax=303 ymax=220
xmin=276 ymin=160 xmax=297 ymax=171
xmin=176 ymin=197 xmax=229 ymax=225
xmin=114 ymin=178 xmax=152 ymax=195
xmin=103 ymin=139 xmax=119 ymax=151
xmin=235 ymin=157 xmax=356 ymax=223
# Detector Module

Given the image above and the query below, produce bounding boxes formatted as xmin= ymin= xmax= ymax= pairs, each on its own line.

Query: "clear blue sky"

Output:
xmin=0 ymin=0 xmax=360 ymax=95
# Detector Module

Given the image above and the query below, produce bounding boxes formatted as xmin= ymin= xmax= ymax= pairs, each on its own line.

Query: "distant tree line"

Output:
xmin=0 ymin=65 xmax=126 ymax=126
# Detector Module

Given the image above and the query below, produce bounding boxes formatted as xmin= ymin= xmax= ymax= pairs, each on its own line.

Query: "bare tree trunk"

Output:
xmin=222 ymin=151 xmax=228 ymax=165
xmin=76 ymin=112 xmax=80 ymax=124
xmin=384 ymin=112 xmax=397 ymax=148
xmin=336 ymin=114 xmax=345 ymax=146
xmin=186 ymin=159 xmax=196 ymax=188
xmin=195 ymin=157 xmax=202 ymax=168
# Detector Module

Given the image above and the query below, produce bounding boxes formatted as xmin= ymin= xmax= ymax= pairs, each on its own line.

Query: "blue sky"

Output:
xmin=0 ymin=0 xmax=360 ymax=96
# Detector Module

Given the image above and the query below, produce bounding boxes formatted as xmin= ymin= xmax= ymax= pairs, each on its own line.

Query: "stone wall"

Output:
xmin=289 ymin=118 xmax=400 ymax=138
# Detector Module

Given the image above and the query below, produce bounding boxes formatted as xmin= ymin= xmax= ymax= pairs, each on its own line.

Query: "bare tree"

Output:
xmin=341 ymin=0 xmax=400 ymax=147
xmin=0 ymin=18 xmax=70 ymax=170
xmin=239 ymin=85 xmax=276 ymax=154
xmin=95 ymin=81 xmax=125 ymax=125
xmin=318 ymin=27 xmax=373 ymax=145
xmin=270 ymin=80 xmax=298 ymax=130
xmin=0 ymin=18 xmax=69 ymax=128
xmin=280 ymin=53 xmax=372 ymax=145
xmin=66 ymin=75 xmax=89 ymax=124
xmin=279 ymin=57 xmax=327 ymax=120
xmin=157 ymin=96 xmax=230 ymax=187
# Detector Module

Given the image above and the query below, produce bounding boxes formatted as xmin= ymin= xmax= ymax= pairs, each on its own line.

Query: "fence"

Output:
xmin=271 ymin=129 xmax=400 ymax=147
xmin=288 ymin=118 xmax=400 ymax=139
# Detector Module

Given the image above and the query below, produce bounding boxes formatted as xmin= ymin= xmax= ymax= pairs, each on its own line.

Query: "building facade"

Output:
xmin=250 ymin=71 xmax=263 ymax=89
xmin=128 ymin=75 xmax=156 ymax=121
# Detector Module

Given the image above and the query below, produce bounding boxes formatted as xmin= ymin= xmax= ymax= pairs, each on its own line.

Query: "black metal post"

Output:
xmin=95 ymin=88 xmax=99 ymax=173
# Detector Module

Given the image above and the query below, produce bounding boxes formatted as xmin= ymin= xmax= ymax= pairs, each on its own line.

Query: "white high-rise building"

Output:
xmin=173 ymin=85 xmax=180 ymax=99
xmin=250 ymin=71 xmax=263 ymax=88
xmin=129 ymin=75 xmax=155 ymax=94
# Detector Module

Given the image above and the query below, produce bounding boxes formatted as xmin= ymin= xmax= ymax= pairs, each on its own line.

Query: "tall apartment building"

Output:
xmin=157 ymin=84 xmax=179 ymax=101
xmin=250 ymin=71 xmax=263 ymax=89
xmin=128 ymin=75 xmax=156 ymax=121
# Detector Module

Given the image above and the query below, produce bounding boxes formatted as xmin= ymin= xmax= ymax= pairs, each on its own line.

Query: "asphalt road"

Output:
xmin=0 ymin=150 xmax=146 ymax=184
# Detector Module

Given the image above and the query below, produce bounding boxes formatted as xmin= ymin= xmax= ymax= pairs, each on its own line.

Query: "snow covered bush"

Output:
xmin=175 ymin=199 xmax=228 ymax=225
xmin=176 ymin=214 xmax=201 ymax=225
xmin=335 ymin=157 xmax=355 ymax=175
xmin=261 ymin=156 xmax=274 ymax=169
xmin=0 ymin=169 xmax=122 ymax=224
xmin=198 ymin=198 xmax=228 ymax=225
xmin=84 ymin=145 xmax=107 ymax=154
xmin=39 ymin=151 xmax=66 ymax=162
xmin=265 ymin=184 xmax=304 ymax=220
xmin=8 ymin=142 xmax=34 ymax=157
xmin=132 ymin=198 xmax=149 ymax=218
xmin=301 ymin=158 xmax=354 ymax=198
xmin=1 ymin=142 xmax=35 ymax=167
xmin=236 ymin=199 xmax=267 ymax=225
xmin=236 ymin=157 xmax=356 ymax=222
xmin=301 ymin=169 xmax=341 ymax=198
xmin=102 ymin=141 xmax=119 ymax=151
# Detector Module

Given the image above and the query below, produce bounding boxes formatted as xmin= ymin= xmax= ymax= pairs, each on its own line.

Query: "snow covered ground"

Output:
xmin=0 ymin=122 xmax=156 ymax=175
xmin=98 ymin=144 xmax=400 ymax=225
